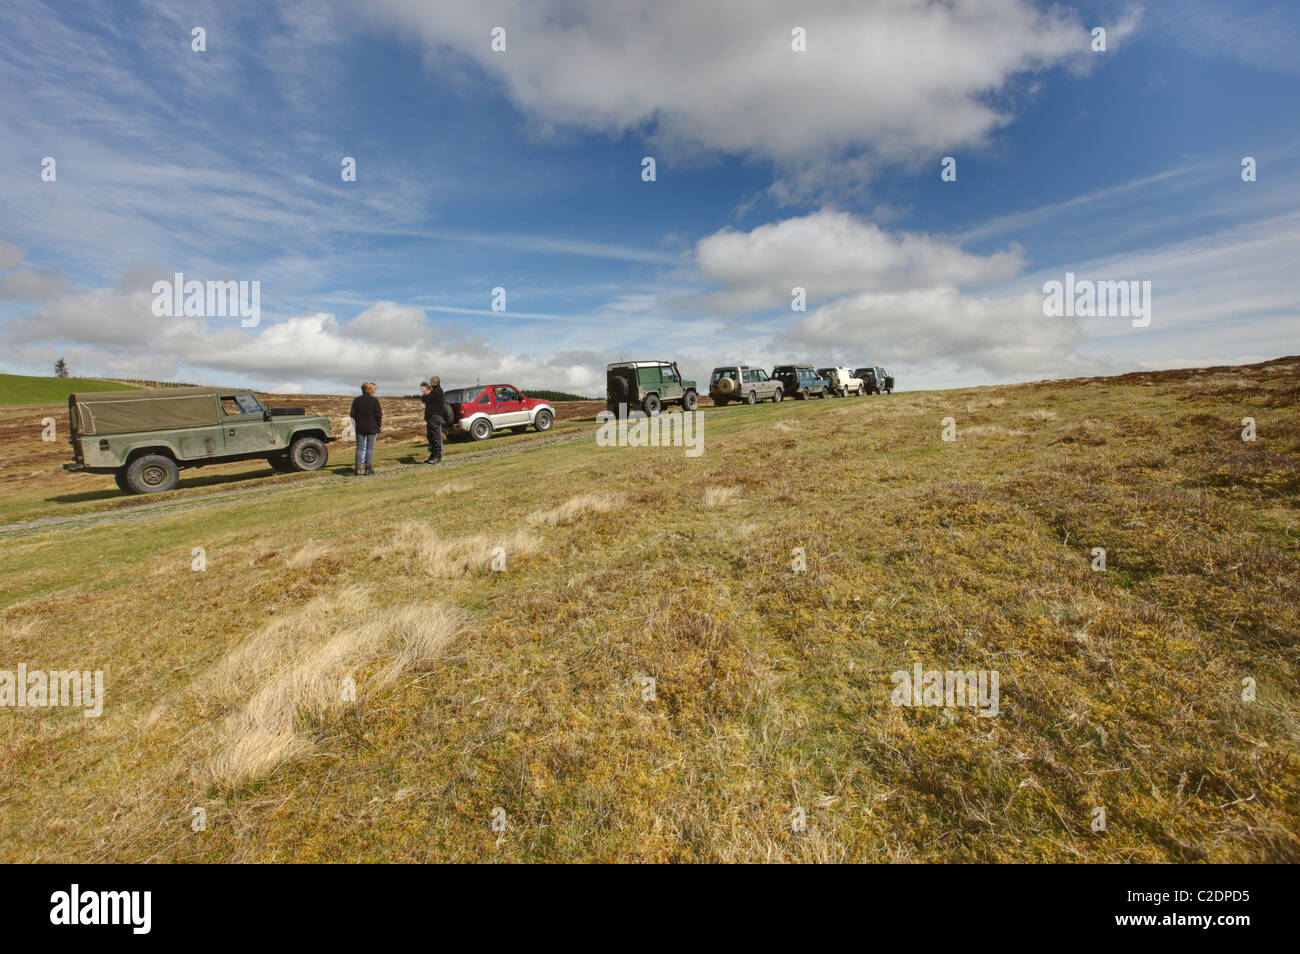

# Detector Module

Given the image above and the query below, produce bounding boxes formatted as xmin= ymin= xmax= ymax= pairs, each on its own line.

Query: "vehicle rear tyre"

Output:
xmin=798 ymin=389 xmax=808 ymax=400
xmin=642 ymin=393 xmax=662 ymax=416
xmin=124 ymin=454 xmax=179 ymax=494
xmin=681 ymin=390 xmax=698 ymax=412
xmin=745 ymin=390 xmax=757 ymax=405
xmin=533 ymin=409 xmax=554 ymax=432
xmin=772 ymin=388 xmax=783 ymax=403
xmin=288 ymin=436 xmax=328 ymax=471
xmin=470 ymin=418 xmax=493 ymax=441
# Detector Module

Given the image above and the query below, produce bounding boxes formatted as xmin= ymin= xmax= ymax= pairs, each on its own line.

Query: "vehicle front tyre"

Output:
xmin=642 ymin=393 xmax=662 ymax=416
xmin=470 ymin=418 xmax=493 ymax=441
xmin=533 ymin=409 xmax=554 ymax=432
xmin=681 ymin=390 xmax=699 ymax=412
xmin=288 ymin=436 xmax=328 ymax=471
xmin=124 ymin=454 xmax=179 ymax=494
xmin=772 ymin=388 xmax=783 ymax=403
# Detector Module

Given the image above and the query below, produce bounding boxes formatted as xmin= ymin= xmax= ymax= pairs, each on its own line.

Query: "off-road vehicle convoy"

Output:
xmin=64 ymin=386 xmax=333 ymax=494
xmin=771 ymin=365 xmax=830 ymax=400
xmin=817 ymin=367 xmax=865 ymax=397
xmin=855 ymin=366 xmax=896 ymax=394
xmin=61 ymin=359 xmax=891 ymax=497
xmin=709 ymin=365 xmax=783 ymax=405
xmin=443 ymin=384 xmax=555 ymax=441
xmin=606 ymin=361 xmax=699 ymax=416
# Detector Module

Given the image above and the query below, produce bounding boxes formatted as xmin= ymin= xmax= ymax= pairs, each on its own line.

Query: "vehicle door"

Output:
xmin=491 ymin=386 xmax=528 ymax=426
xmin=656 ymin=364 xmax=680 ymax=401
xmin=219 ymin=393 xmax=274 ymax=455
xmin=467 ymin=387 xmax=493 ymax=424
xmin=754 ymin=369 xmax=776 ymax=399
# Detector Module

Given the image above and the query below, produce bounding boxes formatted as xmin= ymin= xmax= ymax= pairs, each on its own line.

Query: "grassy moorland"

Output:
xmin=0 ymin=358 xmax=1297 ymax=862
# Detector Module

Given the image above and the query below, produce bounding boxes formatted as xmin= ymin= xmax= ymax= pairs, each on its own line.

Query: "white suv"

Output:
xmin=816 ymin=367 xmax=865 ymax=397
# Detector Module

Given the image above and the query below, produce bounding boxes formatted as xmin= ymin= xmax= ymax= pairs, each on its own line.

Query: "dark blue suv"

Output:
xmin=771 ymin=365 xmax=830 ymax=400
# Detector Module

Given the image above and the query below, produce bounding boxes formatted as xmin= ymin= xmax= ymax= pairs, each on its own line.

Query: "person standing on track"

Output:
xmin=349 ymin=381 xmax=382 ymax=476
xmin=420 ymin=376 xmax=449 ymax=464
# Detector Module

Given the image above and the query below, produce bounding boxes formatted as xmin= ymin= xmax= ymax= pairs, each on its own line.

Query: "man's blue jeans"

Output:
xmin=355 ymin=432 xmax=376 ymax=470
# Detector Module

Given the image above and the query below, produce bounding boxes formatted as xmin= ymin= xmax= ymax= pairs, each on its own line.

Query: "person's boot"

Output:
xmin=422 ymin=454 xmax=435 ymax=464
xmin=354 ymin=466 xmax=363 ymax=476
xmin=364 ymin=465 xmax=374 ymax=475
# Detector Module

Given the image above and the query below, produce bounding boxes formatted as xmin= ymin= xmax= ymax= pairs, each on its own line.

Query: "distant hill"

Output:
xmin=523 ymin=389 xmax=598 ymax=402
xmin=0 ymin=372 xmax=141 ymax=405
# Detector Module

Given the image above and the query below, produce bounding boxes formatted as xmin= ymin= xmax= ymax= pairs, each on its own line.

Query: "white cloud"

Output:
xmin=361 ymin=0 xmax=1098 ymax=175
xmin=0 ymin=267 xmax=74 ymax=301
xmin=694 ymin=208 xmax=1025 ymax=312
xmin=788 ymin=286 xmax=1102 ymax=377
xmin=0 ymin=235 xmax=23 ymax=271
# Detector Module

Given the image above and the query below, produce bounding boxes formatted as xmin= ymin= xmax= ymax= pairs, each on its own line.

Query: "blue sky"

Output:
xmin=0 ymin=0 xmax=1297 ymax=395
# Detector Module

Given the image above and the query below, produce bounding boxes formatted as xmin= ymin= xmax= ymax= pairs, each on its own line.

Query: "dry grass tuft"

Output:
xmin=384 ymin=524 xmax=540 ymax=576
xmin=287 ymin=539 xmax=331 ymax=568
xmin=206 ymin=600 xmax=462 ymax=788
xmin=703 ymin=486 xmax=739 ymax=507
xmin=962 ymin=424 xmax=1028 ymax=438
xmin=526 ymin=492 xmax=624 ymax=527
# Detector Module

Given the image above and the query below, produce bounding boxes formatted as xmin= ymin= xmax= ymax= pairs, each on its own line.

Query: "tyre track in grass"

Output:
xmin=0 ymin=399 xmax=796 ymax=539
xmin=0 ymin=427 xmax=597 ymax=539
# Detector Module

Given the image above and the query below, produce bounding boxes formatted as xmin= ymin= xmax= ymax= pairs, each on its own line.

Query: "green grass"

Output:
xmin=1 ymin=358 xmax=1297 ymax=862
xmin=0 ymin=372 xmax=139 ymax=404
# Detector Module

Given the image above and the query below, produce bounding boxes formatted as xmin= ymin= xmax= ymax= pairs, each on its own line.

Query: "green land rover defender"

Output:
xmin=605 ymin=361 xmax=699 ymax=417
xmin=63 ymin=386 xmax=334 ymax=494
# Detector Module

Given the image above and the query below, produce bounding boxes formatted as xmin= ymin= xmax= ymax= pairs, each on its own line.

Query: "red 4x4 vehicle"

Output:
xmin=444 ymin=384 xmax=555 ymax=441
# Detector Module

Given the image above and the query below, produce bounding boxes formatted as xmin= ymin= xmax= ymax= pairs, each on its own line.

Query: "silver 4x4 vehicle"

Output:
xmin=709 ymin=365 xmax=783 ymax=405
xmin=64 ymin=386 xmax=334 ymax=494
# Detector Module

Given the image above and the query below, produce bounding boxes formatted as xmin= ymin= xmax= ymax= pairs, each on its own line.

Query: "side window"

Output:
xmin=476 ymin=390 xmax=492 ymax=405
xmin=494 ymin=386 xmax=521 ymax=403
xmin=220 ymin=396 xmax=262 ymax=417
xmin=756 ymin=370 xmax=768 ymax=381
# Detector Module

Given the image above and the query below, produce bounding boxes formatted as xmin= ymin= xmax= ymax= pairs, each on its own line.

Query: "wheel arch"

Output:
xmin=123 ymin=444 xmax=180 ymax=466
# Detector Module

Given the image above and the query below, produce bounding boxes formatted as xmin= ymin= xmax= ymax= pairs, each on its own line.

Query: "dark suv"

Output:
xmin=855 ymin=366 xmax=895 ymax=395
xmin=771 ymin=365 xmax=830 ymax=400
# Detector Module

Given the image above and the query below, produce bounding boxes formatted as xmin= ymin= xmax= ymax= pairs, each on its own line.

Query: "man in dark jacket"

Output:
xmin=349 ymin=382 xmax=382 ymax=475
xmin=419 ymin=376 xmax=449 ymax=464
